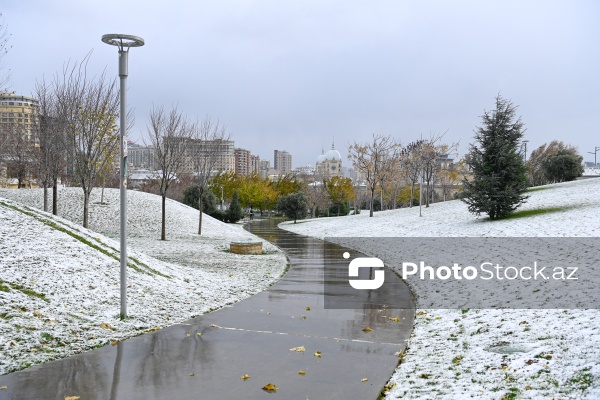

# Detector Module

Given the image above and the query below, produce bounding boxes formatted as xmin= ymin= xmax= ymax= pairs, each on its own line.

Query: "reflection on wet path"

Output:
xmin=0 ymin=218 xmax=414 ymax=400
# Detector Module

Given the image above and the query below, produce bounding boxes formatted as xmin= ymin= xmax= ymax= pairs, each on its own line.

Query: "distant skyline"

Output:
xmin=2 ymin=1 xmax=599 ymax=168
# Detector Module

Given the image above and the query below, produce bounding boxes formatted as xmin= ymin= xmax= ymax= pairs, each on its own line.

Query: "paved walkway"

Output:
xmin=0 ymin=219 xmax=414 ymax=399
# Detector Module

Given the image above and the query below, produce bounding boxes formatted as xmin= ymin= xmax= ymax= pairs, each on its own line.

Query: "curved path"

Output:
xmin=0 ymin=218 xmax=414 ymax=399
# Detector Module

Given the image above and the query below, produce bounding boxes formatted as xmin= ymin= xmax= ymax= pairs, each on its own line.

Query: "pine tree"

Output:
xmin=227 ymin=190 xmax=243 ymax=223
xmin=462 ymin=95 xmax=528 ymax=219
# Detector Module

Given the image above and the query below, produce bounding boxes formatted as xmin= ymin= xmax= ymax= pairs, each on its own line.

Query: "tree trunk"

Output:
xmin=161 ymin=194 xmax=167 ymax=240
xmin=197 ymin=194 xmax=204 ymax=235
xmin=369 ymin=187 xmax=375 ymax=217
xmin=52 ymin=177 xmax=58 ymax=215
xmin=410 ymin=182 xmax=415 ymax=208
xmin=101 ymin=176 xmax=105 ymax=205
xmin=83 ymin=189 xmax=90 ymax=228
xmin=43 ymin=182 xmax=49 ymax=212
xmin=425 ymin=180 xmax=430 ymax=208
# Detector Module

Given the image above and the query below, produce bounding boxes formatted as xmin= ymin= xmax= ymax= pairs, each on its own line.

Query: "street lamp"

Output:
xmin=588 ymin=146 xmax=600 ymax=168
xmin=101 ymin=34 xmax=144 ymax=318
xmin=220 ymin=185 xmax=224 ymax=211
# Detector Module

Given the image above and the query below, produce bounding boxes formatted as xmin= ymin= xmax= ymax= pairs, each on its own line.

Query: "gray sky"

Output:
xmin=3 ymin=0 xmax=599 ymax=167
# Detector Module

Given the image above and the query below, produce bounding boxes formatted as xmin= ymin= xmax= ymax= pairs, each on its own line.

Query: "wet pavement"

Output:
xmin=0 ymin=218 xmax=414 ymax=399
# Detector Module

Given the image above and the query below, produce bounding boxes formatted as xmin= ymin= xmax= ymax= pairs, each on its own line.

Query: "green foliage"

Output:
xmin=227 ymin=190 xmax=243 ymax=223
xmin=462 ymin=95 xmax=529 ymax=219
xmin=182 ymin=184 xmax=217 ymax=213
xmin=276 ymin=192 xmax=308 ymax=223
xmin=542 ymin=149 xmax=584 ymax=182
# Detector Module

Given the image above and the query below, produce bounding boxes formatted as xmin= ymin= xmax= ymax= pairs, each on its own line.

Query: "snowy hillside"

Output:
xmin=0 ymin=188 xmax=286 ymax=374
xmin=280 ymin=178 xmax=600 ymax=399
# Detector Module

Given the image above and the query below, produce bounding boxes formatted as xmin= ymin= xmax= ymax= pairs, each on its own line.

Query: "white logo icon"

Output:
xmin=345 ymin=252 xmax=385 ymax=290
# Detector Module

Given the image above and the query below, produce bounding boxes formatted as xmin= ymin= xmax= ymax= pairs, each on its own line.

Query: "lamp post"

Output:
xmin=220 ymin=185 xmax=224 ymax=211
xmin=101 ymin=34 xmax=144 ymax=318
xmin=588 ymin=146 xmax=600 ymax=168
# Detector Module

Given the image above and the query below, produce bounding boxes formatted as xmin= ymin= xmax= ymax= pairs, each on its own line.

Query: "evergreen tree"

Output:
xmin=227 ymin=190 xmax=243 ymax=223
xmin=462 ymin=95 xmax=528 ymax=219
xmin=182 ymin=184 xmax=217 ymax=214
xmin=277 ymin=192 xmax=308 ymax=223
xmin=542 ymin=149 xmax=584 ymax=182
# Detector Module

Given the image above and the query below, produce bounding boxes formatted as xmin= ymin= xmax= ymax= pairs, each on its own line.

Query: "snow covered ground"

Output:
xmin=0 ymin=187 xmax=287 ymax=375
xmin=280 ymin=178 xmax=600 ymax=399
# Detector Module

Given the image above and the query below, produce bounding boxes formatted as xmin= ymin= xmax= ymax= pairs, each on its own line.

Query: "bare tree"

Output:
xmin=0 ymin=13 xmax=11 ymax=90
xmin=33 ymin=79 xmax=66 ymax=212
xmin=5 ymin=122 xmax=32 ymax=188
xmin=403 ymin=140 xmax=425 ymax=208
xmin=54 ymin=57 xmax=120 ymax=228
xmin=146 ymin=105 xmax=192 ymax=240
xmin=189 ymin=117 xmax=229 ymax=235
xmin=348 ymin=134 xmax=402 ymax=217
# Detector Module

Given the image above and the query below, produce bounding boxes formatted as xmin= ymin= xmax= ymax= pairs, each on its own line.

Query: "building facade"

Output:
xmin=0 ymin=91 xmax=40 ymax=187
xmin=274 ymin=150 xmax=292 ymax=175
xmin=234 ymin=148 xmax=252 ymax=176
xmin=315 ymin=143 xmax=342 ymax=181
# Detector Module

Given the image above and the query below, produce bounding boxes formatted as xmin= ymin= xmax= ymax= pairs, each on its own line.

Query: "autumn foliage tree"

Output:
xmin=348 ymin=134 xmax=402 ymax=217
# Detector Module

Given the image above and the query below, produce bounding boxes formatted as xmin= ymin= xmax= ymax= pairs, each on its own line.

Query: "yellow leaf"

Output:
xmin=100 ymin=322 xmax=114 ymax=330
xmin=110 ymin=340 xmax=119 ymax=346
xmin=211 ymin=324 xmax=220 ymax=328
xmin=0 ymin=386 xmax=7 ymax=390
xmin=64 ymin=397 xmax=80 ymax=400
xmin=301 ymin=315 xmax=306 ymax=320
xmin=196 ymin=332 xmax=202 ymax=337
xmin=362 ymin=327 xmax=373 ymax=333
xmin=34 ymin=311 xmax=42 ymax=317
xmin=262 ymin=383 xmax=278 ymax=392
xmin=306 ymin=306 xmax=311 ymax=311
xmin=314 ymin=351 xmax=322 ymax=358
xmin=389 ymin=317 xmax=400 ymax=322
xmin=298 ymin=370 xmax=306 ymax=375
xmin=519 ymin=320 xmax=528 ymax=325
xmin=417 ymin=311 xmax=427 ymax=316
xmin=88 ymin=285 xmax=95 ymax=289
xmin=186 ymin=334 xmax=191 ymax=337
xmin=241 ymin=374 xmax=250 ymax=380
xmin=290 ymin=346 xmax=306 ymax=352
xmin=525 ymin=385 xmax=532 ymax=390
xmin=361 ymin=378 xmax=368 ymax=382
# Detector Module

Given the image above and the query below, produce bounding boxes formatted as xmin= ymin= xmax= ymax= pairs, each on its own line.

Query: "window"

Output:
xmin=8 ymin=102 xmax=14 ymax=105
xmin=17 ymin=103 xmax=22 ymax=106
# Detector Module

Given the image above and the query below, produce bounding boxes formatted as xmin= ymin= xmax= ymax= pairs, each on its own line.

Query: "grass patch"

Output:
xmin=0 ymin=201 xmax=170 ymax=279
xmin=526 ymin=186 xmax=553 ymax=193
xmin=0 ymin=278 xmax=48 ymax=302
xmin=499 ymin=206 xmax=573 ymax=220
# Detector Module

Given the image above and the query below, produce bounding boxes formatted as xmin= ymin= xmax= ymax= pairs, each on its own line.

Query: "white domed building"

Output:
xmin=315 ymin=142 xmax=342 ymax=181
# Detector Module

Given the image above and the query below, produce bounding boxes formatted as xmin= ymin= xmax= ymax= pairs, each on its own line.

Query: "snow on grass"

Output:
xmin=0 ymin=187 xmax=286 ymax=375
xmin=280 ymin=178 xmax=600 ymax=399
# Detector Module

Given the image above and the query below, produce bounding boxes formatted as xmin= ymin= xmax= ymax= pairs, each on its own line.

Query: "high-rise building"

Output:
xmin=128 ymin=143 xmax=158 ymax=170
xmin=274 ymin=150 xmax=292 ymax=175
xmin=250 ymin=155 xmax=260 ymax=174
xmin=179 ymin=138 xmax=235 ymax=174
xmin=0 ymin=91 xmax=40 ymax=187
xmin=234 ymin=148 xmax=252 ymax=176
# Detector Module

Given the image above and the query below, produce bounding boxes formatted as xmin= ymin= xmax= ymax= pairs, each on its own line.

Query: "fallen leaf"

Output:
xmin=88 ymin=285 xmax=95 ymax=289
xmin=110 ymin=340 xmax=119 ymax=346
xmin=362 ymin=327 xmax=373 ymax=333
xmin=306 ymin=306 xmax=311 ymax=311
xmin=211 ymin=324 xmax=220 ymax=328
xmin=525 ymin=385 xmax=532 ymax=390
xmin=301 ymin=315 xmax=306 ymax=320
xmin=34 ymin=311 xmax=42 ymax=317
xmin=189 ymin=372 xmax=195 ymax=376
xmin=290 ymin=346 xmax=306 ymax=352
xmin=262 ymin=383 xmax=278 ymax=392
xmin=100 ymin=322 xmax=114 ymax=330
xmin=519 ymin=321 xmax=528 ymax=325
xmin=417 ymin=311 xmax=427 ymax=316
xmin=298 ymin=370 xmax=306 ymax=375
xmin=314 ymin=351 xmax=322 ymax=358
xmin=361 ymin=378 xmax=368 ymax=382
xmin=196 ymin=332 xmax=202 ymax=337
xmin=186 ymin=333 xmax=191 ymax=337
xmin=64 ymin=397 xmax=80 ymax=400
xmin=388 ymin=317 xmax=400 ymax=322
xmin=0 ymin=386 xmax=7 ymax=390
xmin=241 ymin=374 xmax=250 ymax=380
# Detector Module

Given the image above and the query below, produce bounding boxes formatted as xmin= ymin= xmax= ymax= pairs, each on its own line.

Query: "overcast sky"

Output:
xmin=2 ymin=1 xmax=599 ymax=167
